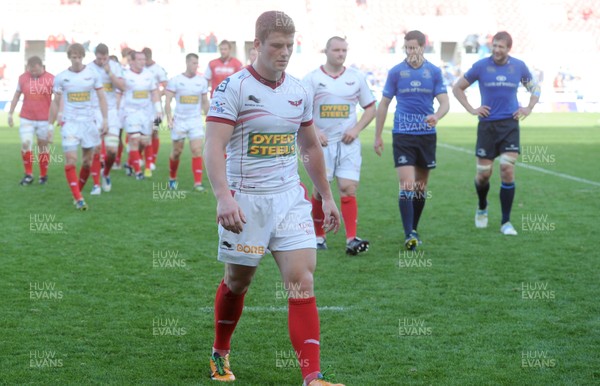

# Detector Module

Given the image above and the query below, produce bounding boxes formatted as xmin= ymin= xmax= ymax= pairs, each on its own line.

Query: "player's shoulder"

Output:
xmin=388 ymin=60 xmax=409 ymax=75
xmin=424 ymin=60 xmax=443 ymax=74
xmin=213 ymin=67 xmax=251 ymax=95
xmin=508 ymin=56 xmax=527 ymax=68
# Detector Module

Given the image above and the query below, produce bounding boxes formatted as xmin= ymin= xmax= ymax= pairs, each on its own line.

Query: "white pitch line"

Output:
xmin=199 ymin=306 xmax=348 ymax=313
xmin=439 ymin=142 xmax=600 ymax=187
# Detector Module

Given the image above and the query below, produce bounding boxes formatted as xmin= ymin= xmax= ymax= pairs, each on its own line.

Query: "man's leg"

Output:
xmin=311 ymin=189 xmax=327 ymax=248
xmin=397 ymin=166 xmax=418 ymax=249
xmin=338 ymin=178 xmax=369 ymax=255
xmin=169 ymin=139 xmax=184 ymax=189
xmin=499 ymin=152 xmax=518 ymax=234
xmin=37 ymin=137 xmax=50 ymax=183
xmin=412 ymin=167 xmax=430 ymax=232
xmin=190 ymin=137 xmax=205 ymax=190
xmin=475 ymin=158 xmax=493 ymax=228
xmin=273 ymin=249 xmax=322 ymax=386
xmin=90 ymin=144 xmax=102 ymax=194
xmin=19 ymin=124 xmax=34 ymax=185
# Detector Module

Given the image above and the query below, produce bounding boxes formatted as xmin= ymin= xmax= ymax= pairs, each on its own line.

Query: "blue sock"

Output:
xmin=475 ymin=180 xmax=490 ymax=210
xmin=399 ymin=190 xmax=414 ymax=237
xmin=500 ymin=182 xmax=515 ymax=224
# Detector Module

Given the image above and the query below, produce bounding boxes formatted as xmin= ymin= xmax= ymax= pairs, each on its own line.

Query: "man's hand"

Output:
xmin=342 ymin=126 xmax=360 ymax=144
xmin=424 ymin=114 xmax=439 ymax=127
xmin=100 ymin=120 xmax=108 ymax=136
xmin=321 ymin=197 xmax=340 ymax=234
xmin=217 ymin=195 xmax=247 ymax=234
xmin=374 ymin=136 xmax=384 ymax=156
xmin=316 ymin=129 xmax=328 ymax=147
xmin=513 ymin=106 xmax=532 ymax=120
xmin=8 ymin=113 xmax=14 ymax=128
xmin=167 ymin=116 xmax=174 ymax=129
xmin=47 ymin=123 xmax=55 ymax=143
xmin=471 ymin=105 xmax=491 ymax=118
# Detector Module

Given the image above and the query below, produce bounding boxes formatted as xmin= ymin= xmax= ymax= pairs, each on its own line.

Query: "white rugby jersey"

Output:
xmin=166 ymin=74 xmax=208 ymax=119
xmin=53 ymin=66 xmax=102 ymax=121
xmin=303 ymin=66 xmax=375 ymax=143
xmin=207 ymin=66 xmax=313 ymax=193
xmin=121 ymin=68 xmax=157 ymax=113
xmin=88 ymin=60 xmax=123 ymax=110
xmin=146 ymin=63 xmax=168 ymax=85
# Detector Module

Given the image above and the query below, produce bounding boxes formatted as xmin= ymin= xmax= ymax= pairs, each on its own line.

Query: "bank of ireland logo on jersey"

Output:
xmin=410 ymin=80 xmax=421 ymax=87
xmin=496 ymin=75 xmax=507 ymax=82
xmin=248 ymin=132 xmax=296 ymax=158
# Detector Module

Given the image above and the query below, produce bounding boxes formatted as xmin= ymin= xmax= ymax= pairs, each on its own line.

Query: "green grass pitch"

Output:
xmin=1 ymin=112 xmax=599 ymax=385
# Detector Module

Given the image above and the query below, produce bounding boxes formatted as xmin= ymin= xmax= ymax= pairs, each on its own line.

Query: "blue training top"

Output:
xmin=464 ymin=56 xmax=534 ymax=122
xmin=382 ymin=60 xmax=447 ymax=135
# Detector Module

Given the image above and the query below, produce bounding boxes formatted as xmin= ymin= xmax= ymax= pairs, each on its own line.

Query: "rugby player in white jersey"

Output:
xmin=121 ymin=51 xmax=161 ymax=180
xmin=303 ymin=36 xmax=376 ymax=255
xmin=164 ymin=53 xmax=209 ymax=191
xmin=88 ymin=43 xmax=125 ymax=193
xmin=143 ymin=47 xmax=168 ymax=174
xmin=48 ymin=43 xmax=108 ymax=210
xmin=204 ymin=11 xmax=344 ymax=386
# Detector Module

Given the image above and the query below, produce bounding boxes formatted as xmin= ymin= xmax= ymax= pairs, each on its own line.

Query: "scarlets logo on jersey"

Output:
xmin=320 ymin=104 xmax=350 ymax=118
xmin=288 ymin=99 xmax=303 ymax=107
xmin=248 ymin=132 xmax=296 ymax=158
xmin=67 ymin=92 xmax=91 ymax=102
xmin=345 ymin=81 xmax=355 ymax=86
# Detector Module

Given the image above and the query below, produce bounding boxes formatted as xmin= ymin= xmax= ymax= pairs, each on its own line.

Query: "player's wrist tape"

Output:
xmin=154 ymin=102 xmax=162 ymax=114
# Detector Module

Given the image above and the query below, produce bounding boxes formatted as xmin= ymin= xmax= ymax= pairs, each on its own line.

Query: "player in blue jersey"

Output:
xmin=374 ymin=30 xmax=449 ymax=250
xmin=453 ymin=31 xmax=540 ymax=236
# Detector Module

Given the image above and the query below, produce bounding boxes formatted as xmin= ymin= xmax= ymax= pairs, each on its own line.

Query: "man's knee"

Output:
xmin=476 ymin=163 xmax=492 ymax=182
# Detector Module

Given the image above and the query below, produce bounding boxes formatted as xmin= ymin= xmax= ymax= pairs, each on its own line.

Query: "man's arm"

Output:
xmin=297 ymin=124 xmax=340 ymax=233
xmin=201 ymin=93 xmax=209 ymax=115
xmin=425 ymin=93 xmax=450 ymax=127
xmin=48 ymin=92 xmax=61 ymax=125
xmin=514 ymin=78 xmax=540 ymax=120
xmin=204 ymin=121 xmax=246 ymax=234
xmin=96 ymin=88 xmax=109 ymax=135
xmin=374 ymin=96 xmax=391 ymax=156
xmin=7 ymin=90 xmax=22 ymax=127
xmin=452 ymin=77 xmax=490 ymax=117
xmin=342 ymin=103 xmax=376 ymax=144
xmin=164 ymin=90 xmax=174 ymax=128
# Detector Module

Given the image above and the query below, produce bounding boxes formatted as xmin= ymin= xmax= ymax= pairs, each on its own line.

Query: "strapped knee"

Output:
xmin=500 ymin=154 xmax=517 ymax=165
xmin=476 ymin=164 xmax=492 ymax=174
xmin=104 ymin=135 xmax=120 ymax=148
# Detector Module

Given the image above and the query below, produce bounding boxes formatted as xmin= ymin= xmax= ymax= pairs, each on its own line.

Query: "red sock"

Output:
xmin=311 ymin=196 xmax=325 ymax=238
xmin=341 ymin=196 xmax=358 ymax=240
xmin=116 ymin=139 xmax=123 ymax=165
xmin=38 ymin=152 xmax=49 ymax=177
xmin=91 ymin=153 xmax=101 ymax=186
xmin=192 ymin=156 xmax=203 ymax=184
xmin=288 ymin=297 xmax=320 ymax=379
xmin=100 ymin=140 xmax=106 ymax=163
xmin=152 ymin=136 xmax=159 ymax=161
xmin=213 ymin=280 xmax=246 ymax=351
xmin=104 ymin=153 xmax=115 ymax=177
xmin=65 ymin=165 xmax=82 ymax=200
xmin=22 ymin=151 xmax=33 ymax=175
xmin=145 ymin=144 xmax=154 ymax=169
xmin=79 ymin=166 xmax=91 ymax=190
xmin=169 ymin=157 xmax=179 ymax=179
xmin=129 ymin=150 xmax=141 ymax=173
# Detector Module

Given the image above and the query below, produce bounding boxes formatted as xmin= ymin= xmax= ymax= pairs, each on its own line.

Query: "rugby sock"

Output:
xmin=152 ymin=136 xmax=160 ymax=163
xmin=311 ymin=196 xmax=326 ymax=239
xmin=78 ymin=165 xmax=91 ymax=190
xmin=500 ymin=182 xmax=515 ymax=224
xmin=91 ymin=153 xmax=101 ymax=186
xmin=341 ymin=196 xmax=358 ymax=241
xmin=100 ymin=140 xmax=106 ymax=163
xmin=144 ymin=144 xmax=154 ymax=170
xmin=22 ymin=150 xmax=33 ymax=175
xmin=288 ymin=297 xmax=320 ymax=379
xmin=116 ymin=137 xmax=123 ymax=165
xmin=399 ymin=190 xmax=415 ymax=237
xmin=169 ymin=158 xmax=179 ymax=179
xmin=103 ymin=153 xmax=115 ymax=177
xmin=38 ymin=152 xmax=49 ymax=178
xmin=413 ymin=191 xmax=427 ymax=231
xmin=130 ymin=150 xmax=141 ymax=173
xmin=65 ymin=165 xmax=82 ymax=201
xmin=192 ymin=156 xmax=203 ymax=185
xmin=475 ymin=180 xmax=490 ymax=210
xmin=213 ymin=280 xmax=246 ymax=351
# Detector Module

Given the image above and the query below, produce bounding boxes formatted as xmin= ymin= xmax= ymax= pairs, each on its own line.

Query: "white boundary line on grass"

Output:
xmin=199 ymin=306 xmax=349 ymax=313
xmin=439 ymin=143 xmax=600 ymax=187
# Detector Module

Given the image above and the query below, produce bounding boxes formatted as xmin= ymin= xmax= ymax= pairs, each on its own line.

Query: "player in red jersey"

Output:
xmin=204 ymin=40 xmax=243 ymax=98
xmin=8 ymin=56 xmax=54 ymax=185
xmin=48 ymin=43 xmax=108 ymax=210
xmin=204 ymin=11 xmax=343 ymax=386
